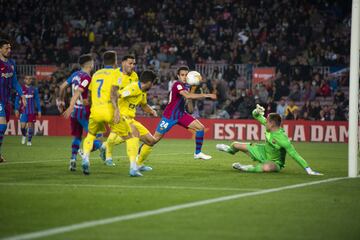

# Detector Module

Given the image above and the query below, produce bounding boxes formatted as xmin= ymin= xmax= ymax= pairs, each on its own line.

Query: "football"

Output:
xmin=186 ymin=71 xmax=202 ymax=85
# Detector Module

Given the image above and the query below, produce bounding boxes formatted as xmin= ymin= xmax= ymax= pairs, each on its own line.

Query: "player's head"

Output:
xmin=121 ymin=54 xmax=136 ymax=75
xmin=103 ymin=51 xmax=117 ymax=67
xmin=139 ymin=70 xmax=157 ymax=91
xmin=24 ymin=75 xmax=33 ymax=86
xmin=0 ymin=39 xmax=11 ymax=59
xmin=266 ymin=113 xmax=282 ymax=131
xmin=78 ymin=54 xmax=94 ymax=71
xmin=176 ymin=66 xmax=189 ymax=83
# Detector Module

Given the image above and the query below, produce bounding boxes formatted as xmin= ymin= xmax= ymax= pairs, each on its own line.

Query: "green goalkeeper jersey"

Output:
xmin=252 ymin=110 xmax=309 ymax=169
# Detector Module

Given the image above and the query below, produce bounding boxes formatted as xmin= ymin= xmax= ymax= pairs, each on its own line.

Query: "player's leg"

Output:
xmin=0 ymin=102 xmax=8 ymax=162
xmin=216 ymin=141 xmax=249 ymax=155
xmin=137 ymin=117 xmax=171 ymax=167
xmin=80 ymin=118 xmax=102 ymax=153
xmin=20 ymin=114 xmax=27 ymax=145
xmin=182 ymin=115 xmax=211 ymax=160
xmin=26 ymin=114 xmax=36 ymax=146
xmin=69 ymin=117 xmax=82 ymax=171
xmin=231 ymin=144 xmax=280 ymax=173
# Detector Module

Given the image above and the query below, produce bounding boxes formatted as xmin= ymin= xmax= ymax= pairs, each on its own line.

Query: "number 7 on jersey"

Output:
xmin=96 ymin=79 xmax=104 ymax=98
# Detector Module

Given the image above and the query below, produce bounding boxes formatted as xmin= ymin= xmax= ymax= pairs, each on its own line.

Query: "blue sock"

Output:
xmin=28 ymin=127 xmax=34 ymax=142
xmin=195 ymin=130 xmax=204 ymax=154
xmin=21 ymin=127 xmax=26 ymax=137
xmin=71 ymin=137 xmax=81 ymax=160
xmin=92 ymin=139 xmax=102 ymax=152
xmin=0 ymin=124 xmax=7 ymax=155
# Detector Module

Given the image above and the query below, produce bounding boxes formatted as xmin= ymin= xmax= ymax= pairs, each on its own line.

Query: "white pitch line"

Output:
xmin=0 ymin=153 xmax=193 ymax=165
xmin=0 ymin=177 xmax=350 ymax=240
xmin=0 ymin=182 xmax=261 ymax=192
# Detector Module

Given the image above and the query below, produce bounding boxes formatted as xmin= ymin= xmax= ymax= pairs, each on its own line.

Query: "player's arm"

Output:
xmin=252 ymin=104 xmax=267 ymax=126
xmin=14 ymin=93 xmax=21 ymax=118
xmin=62 ymin=88 xmax=83 ymax=119
xmin=141 ymin=104 xmax=157 ymax=117
xmin=34 ymin=88 xmax=42 ymax=117
xmin=111 ymin=85 xmax=121 ymax=124
xmin=186 ymin=86 xmax=197 ymax=113
xmin=179 ymin=89 xmax=217 ymax=100
xmin=11 ymin=67 xmax=26 ymax=107
xmin=57 ymin=80 xmax=70 ymax=113
xmin=277 ymin=136 xmax=323 ymax=175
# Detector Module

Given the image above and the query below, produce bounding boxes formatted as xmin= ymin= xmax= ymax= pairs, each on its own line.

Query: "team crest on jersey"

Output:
xmin=81 ymin=80 xmax=89 ymax=87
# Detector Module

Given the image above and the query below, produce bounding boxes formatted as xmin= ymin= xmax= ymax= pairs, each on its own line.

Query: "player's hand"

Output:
xmin=62 ymin=107 xmax=73 ymax=119
xmin=113 ymin=109 xmax=120 ymax=124
xmin=21 ymin=96 xmax=27 ymax=108
xmin=15 ymin=110 xmax=20 ymax=118
xmin=151 ymin=109 xmax=158 ymax=117
xmin=56 ymin=98 xmax=65 ymax=113
xmin=206 ymin=94 xmax=217 ymax=100
xmin=38 ymin=112 xmax=42 ymax=118
xmin=305 ymin=167 xmax=324 ymax=176
xmin=255 ymin=104 xmax=265 ymax=116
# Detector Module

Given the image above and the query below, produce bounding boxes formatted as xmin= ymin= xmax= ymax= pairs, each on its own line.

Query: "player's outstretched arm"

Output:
xmin=252 ymin=104 xmax=267 ymax=126
xmin=278 ymin=137 xmax=323 ymax=175
xmin=57 ymin=81 xmax=69 ymax=113
xmin=62 ymin=89 xmax=82 ymax=119
xmin=141 ymin=104 xmax=157 ymax=117
xmin=179 ymin=90 xmax=217 ymax=100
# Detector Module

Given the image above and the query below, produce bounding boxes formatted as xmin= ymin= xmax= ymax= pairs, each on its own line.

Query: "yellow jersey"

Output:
xmin=118 ymin=81 xmax=147 ymax=118
xmin=117 ymin=68 xmax=139 ymax=89
xmin=89 ymin=66 xmax=122 ymax=109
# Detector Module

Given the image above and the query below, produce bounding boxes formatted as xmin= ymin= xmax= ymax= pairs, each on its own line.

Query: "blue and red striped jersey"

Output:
xmin=15 ymin=85 xmax=41 ymax=114
xmin=162 ymin=81 xmax=190 ymax=120
xmin=0 ymin=58 xmax=23 ymax=104
xmin=66 ymin=70 xmax=91 ymax=120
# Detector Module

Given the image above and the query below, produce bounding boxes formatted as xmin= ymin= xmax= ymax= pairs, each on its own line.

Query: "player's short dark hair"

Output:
xmin=122 ymin=54 xmax=135 ymax=62
xmin=103 ymin=51 xmax=117 ymax=66
xmin=0 ymin=39 xmax=10 ymax=48
xmin=78 ymin=54 xmax=93 ymax=67
xmin=177 ymin=66 xmax=189 ymax=75
xmin=140 ymin=70 xmax=157 ymax=83
xmin=268 ymin=113 xmax=282 ymax=127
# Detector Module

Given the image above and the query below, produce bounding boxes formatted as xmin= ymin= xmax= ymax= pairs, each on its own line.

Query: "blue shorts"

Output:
xmin=0 ymin=101 xmax=10 ymax=122
xmin=20 ymin=113 xmax=36 ymax=123
xmin=71 ymin=117 xmax=89 ymax=137
xmin=156 ymin=114 xmax=195 ymax=135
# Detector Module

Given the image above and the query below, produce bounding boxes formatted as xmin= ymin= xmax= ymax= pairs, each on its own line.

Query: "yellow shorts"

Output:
xmin=109 ymin=117 xmax=132 ymax=137
xmin=128 ymin=119 xmax=150 ymax=136
xmin=88 ymin=107 xmax=114 ymax=135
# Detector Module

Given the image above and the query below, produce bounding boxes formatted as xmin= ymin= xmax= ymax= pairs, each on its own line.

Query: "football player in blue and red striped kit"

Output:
xmin=0 ymin=39 xmax=26 ymax=162
xmin=59 ymin=54 xmax=103 ymax=171
xmin=14 ymin=75 xmax=41 ymax=146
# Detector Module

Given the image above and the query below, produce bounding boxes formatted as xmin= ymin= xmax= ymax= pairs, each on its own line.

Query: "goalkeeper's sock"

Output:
xmin=242 ymin=164 xmax=263 ymax=173
xmin=126 ymin=137 xmax=139 ymax=169
xmin=137 ymin=144 xmax=153 ymax=166
xmin=195 ymin=130 xmax=204 ymax=154
xmin=71 ymin=137 xmax=81 ymax=160
xmin=83 ymin=133 xmax=96 ymax=155
xmin=229 ymin=142 xmax=241 ymax=154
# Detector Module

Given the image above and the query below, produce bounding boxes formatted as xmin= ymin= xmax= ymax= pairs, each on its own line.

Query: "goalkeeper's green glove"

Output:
xmin=255 ymin=104 xmax=265 ymax=116
xmin=305 ymin=167 xmax=324 ymax=176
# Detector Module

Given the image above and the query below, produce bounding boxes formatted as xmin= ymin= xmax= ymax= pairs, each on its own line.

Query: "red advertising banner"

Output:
xmin=35 ymin=65 xmax=58 ymax=80
xmin=6 ymin=116 xmax=352 ymax=143
xmin=252 ymin=67 xmax=276 ymax=85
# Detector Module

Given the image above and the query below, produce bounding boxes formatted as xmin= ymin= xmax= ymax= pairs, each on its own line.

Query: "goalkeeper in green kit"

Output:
xmin=216 ymin=105 xmax=323 ymax=175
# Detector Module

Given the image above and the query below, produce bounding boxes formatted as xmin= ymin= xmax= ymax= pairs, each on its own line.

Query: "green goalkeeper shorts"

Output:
xmin=246 ymin=143 xmax=281 ymax=170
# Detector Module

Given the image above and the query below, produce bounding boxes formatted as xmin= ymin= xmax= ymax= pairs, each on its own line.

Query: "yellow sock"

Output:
xmin=126 ymin=137 xmax=139 ymax=169
xmin=137 ymin=144 xmax=153 ymax=166
xmin=105 ymin=132 xmax=120 ymax=159
xmin=83 ymin=133 xmax=96 ymax=155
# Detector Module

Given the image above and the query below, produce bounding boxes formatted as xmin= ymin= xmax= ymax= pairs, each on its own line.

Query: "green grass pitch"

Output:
xmin=0 ymin=136 xmax=359 ymax=240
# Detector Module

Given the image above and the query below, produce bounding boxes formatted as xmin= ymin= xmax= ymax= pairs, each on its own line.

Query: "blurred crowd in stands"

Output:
xmin=2 ymin=0 xmax=352 ymax=120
